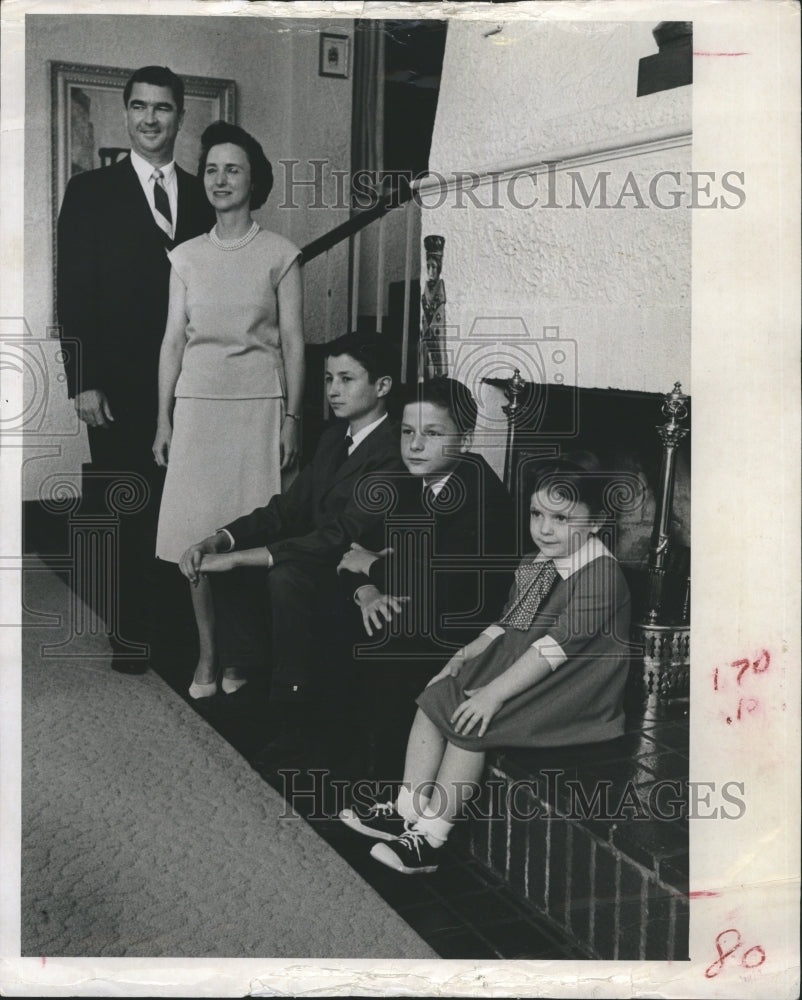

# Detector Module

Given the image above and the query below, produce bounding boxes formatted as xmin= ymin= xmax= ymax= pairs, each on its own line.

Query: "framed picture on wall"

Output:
xmin=49 ymin=61 xmax=236 ymax=317
xmin=319 ymin=32 xmax=349 ymax=78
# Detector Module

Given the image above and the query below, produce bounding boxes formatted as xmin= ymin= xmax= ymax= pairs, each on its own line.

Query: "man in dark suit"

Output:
xmin=179 ymin=332 xmax=406 ymax=702
xmin=337 ymin=377 xmax=516 ymax=772
xmin=57 ymin=65 xmax=214 ymax=673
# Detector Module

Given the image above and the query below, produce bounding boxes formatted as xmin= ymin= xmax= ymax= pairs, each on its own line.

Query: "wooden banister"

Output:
xmin=299 ymin=181 xmax=413 ymax=265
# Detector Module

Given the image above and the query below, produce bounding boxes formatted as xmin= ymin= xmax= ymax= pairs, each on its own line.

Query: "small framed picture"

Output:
xmin=319 ymin=33 xmax=350 ymax=79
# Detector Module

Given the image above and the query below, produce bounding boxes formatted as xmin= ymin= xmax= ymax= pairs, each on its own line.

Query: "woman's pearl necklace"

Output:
xmin=209 ymin=220 xmax=260 ymax=251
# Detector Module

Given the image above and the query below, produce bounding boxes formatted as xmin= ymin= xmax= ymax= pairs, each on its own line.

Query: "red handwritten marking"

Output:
xmin=737 ymin=697 xmax=759 ymax=720
xmin=689 ymin=890 xmax=720 ymax=898
xmin=715 ymin=651 xmax=771 ymax=720
xmin=743 ymin=944 xmax=767 ymax=969
xmin=41 ymin=956 xmax=46 ymax=967
xmin=706 ymin=929 xmax=742 ymax=978
xmin=705 ymin=929 xmax=766 ymax=978
xmin=732 ymin=658 xmax=751 ymax=685
xmin=693 ymin=51 xmax=749 ymax=57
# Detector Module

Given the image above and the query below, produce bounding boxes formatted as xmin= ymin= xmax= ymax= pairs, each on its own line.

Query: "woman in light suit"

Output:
xmin=153 ymin=121 xmax=304 ymax=699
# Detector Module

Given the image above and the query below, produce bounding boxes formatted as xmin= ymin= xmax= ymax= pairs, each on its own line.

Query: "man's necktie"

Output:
xmin=151 ymin=169 xmax=173 ymax=231
xmin=334 ymin=434 xmax=354 ymax=469
xmin=499 ymin=559 xmax=558 ymax=630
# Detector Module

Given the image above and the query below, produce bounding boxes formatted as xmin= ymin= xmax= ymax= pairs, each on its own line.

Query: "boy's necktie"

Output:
xmin=499 ymin=558 xmax=558 ymax=630
xmin=151 ymin=169 xmax=173 ymax=234
xmin=334 ymin=434 xmax=353 ymax=469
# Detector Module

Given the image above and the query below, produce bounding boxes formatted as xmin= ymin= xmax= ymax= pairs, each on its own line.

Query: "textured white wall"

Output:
xmin=421 ymin=18 xmax=691 ymax=465
xmin=23 ymin=14 xmax=352 ymax=499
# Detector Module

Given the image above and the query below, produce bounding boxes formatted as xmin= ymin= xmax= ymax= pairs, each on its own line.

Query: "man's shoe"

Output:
xmin=110 ymin=655 xmax=148 ymax=675
xmin=369 ymin=830 xmax=441 ymax=874
xmin=339 ymin=800 xmax=409 ymax=842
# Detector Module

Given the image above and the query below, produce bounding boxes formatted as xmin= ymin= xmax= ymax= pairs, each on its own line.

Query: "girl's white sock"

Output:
xmin=414 ymin=806 xmax=454 ymax=848
xmin=396 ymin=785 xmax=429 ymax=824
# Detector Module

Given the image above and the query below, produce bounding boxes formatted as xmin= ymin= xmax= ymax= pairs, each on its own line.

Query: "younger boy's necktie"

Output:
xmin=499 ymin=558 xmax=558 ymax=630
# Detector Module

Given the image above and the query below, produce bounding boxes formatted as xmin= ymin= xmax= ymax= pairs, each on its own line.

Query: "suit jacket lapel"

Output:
xmin=320 ymin=420 xmax=393 ymax=499
xmin=174 ymin=166 xmax=198 ymax=245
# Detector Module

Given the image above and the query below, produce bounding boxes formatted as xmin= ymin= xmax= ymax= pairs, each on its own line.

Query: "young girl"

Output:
xmin=339 ymin=454 xmax=632 ymax=873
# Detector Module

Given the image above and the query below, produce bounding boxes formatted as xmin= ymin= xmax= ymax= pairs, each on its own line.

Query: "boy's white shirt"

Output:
xmin=422 ymin=471 xmax=452 ymax=497
xmin=346 ymin=412 xmax=387 ymax=453
xmin=481 ymin=534 xmax=614 ymax=671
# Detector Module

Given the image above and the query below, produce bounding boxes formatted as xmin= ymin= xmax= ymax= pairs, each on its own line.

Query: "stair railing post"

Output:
xmin=350 ymin=230 xmax=361 ymax=333
xmin=375 ymin=214 xmax=386 ymax=334
xmin=645 ymin=381 xmax=690 ymax=624
xmin=632 ymin=380 xmax=691 ymax=703
xmin=400 ymin=200 xmax=414 ymax=383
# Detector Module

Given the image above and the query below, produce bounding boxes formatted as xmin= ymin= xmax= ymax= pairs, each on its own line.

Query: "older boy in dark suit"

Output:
xmin=337 ymin=377 xmax=515 ymax=768
xmin=179 ymin=332 xmax=405 ymax=702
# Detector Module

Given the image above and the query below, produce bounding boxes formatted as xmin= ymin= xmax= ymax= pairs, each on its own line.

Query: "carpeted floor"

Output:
xmin=20 ymin=559 xmax=435 ymax=959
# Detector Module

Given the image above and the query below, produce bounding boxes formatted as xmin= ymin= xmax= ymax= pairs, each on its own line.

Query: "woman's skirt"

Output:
xmin=156 ymin=396 xmax=283 ymax=563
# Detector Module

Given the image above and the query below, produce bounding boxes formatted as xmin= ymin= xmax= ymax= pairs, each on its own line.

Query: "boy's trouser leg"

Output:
xmin=211 ymin=561 xmax=339 ymax=701
xmin=209 ymin=567 xmax=270 ymax=678
xmin=265 ymin=561 xmax=321 ymax=699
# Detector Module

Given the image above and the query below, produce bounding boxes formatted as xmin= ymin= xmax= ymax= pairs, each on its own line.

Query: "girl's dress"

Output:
xmin=416 ymin=536 xmax=632 ymax=750
xmin=155 ymin=227 xmax=300 ymax=563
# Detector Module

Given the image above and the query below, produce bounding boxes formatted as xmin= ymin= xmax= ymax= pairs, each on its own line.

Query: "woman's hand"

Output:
xmin=355 ymin=584 xmax=408 ymax=637
xmin=280 ymin=416 xmax=300 ymax=471
xmin=198 ymin=552 xmax=239 ymax=574
xmin=337 ymin=542 xmax=391 ymax=576
xmin=426 ymin=651 xmax=468 ymax=688
xmin=152 ymin=421 xmax=172 ymax=468
xmin=450 ymin=685 xmax=504 ymax=738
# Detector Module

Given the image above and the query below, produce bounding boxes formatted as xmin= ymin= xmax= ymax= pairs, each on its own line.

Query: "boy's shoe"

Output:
xmin=338 ymin=800 xmax=409 ymax=841
xmin=369 ymin=831 xmax=441 ymax=874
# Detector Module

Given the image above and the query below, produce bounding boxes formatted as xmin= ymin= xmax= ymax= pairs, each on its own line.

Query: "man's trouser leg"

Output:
xmin=86 ymin=417 xmax=164 ymax=659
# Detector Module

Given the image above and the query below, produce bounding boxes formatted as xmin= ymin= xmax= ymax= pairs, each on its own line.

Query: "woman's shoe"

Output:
xmin=221 ymin=675 xmax=248 ymax=695
xmin=189 ymin=670 xmax=218 ymax=699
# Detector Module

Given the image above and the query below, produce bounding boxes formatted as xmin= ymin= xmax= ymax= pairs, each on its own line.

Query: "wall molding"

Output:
xmin=414 ymin=126 xmax=693 ymax=194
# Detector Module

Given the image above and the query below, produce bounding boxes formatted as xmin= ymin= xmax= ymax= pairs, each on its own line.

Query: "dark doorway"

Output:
xmin=382 ymin=19 xmax=448 ymax=179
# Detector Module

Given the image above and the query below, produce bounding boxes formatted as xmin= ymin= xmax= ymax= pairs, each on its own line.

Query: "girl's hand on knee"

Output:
xmin=451 ymin=685 xmax=504 ymax=738
xmin=426 ymin=652 xmax=465 ymax=688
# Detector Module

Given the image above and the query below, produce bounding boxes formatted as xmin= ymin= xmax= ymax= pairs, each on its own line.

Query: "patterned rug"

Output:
xmin=20 ymin=559 xmax=434 ymax=959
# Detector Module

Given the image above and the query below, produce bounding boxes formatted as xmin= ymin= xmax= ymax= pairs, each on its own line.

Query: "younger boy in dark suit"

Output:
xmin=337 ymin=377 xmax=515 ymax=769
xmin=179 ymin=332 xmax=405 ymax=702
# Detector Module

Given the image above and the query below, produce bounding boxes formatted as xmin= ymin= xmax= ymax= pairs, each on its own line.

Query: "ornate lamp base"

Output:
xmin=632 ymin=622 xmax=690 ymax=701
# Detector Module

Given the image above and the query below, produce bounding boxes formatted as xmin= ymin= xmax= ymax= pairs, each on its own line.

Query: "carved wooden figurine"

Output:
xmin=419 ymin=234 xmax=447 ymax=380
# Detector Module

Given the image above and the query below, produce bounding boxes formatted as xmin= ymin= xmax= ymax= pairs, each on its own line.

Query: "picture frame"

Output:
xmin=49 ymin=61 xmax=236 ymax=318
xmin=318 ymin=32 xmax=349 ymax=78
